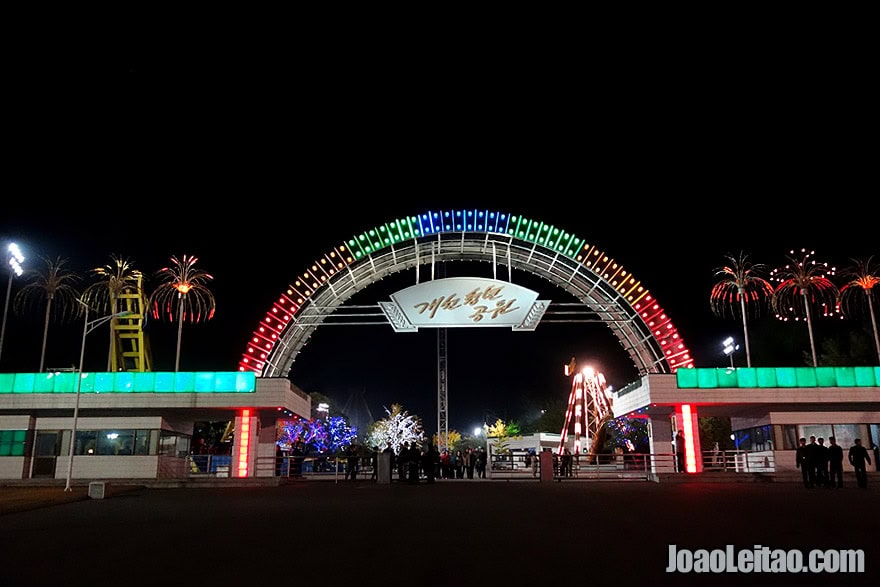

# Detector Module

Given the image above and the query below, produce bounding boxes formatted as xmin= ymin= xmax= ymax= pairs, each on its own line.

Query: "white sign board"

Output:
xmin=379 ymin=277 xmax=549 ymax=332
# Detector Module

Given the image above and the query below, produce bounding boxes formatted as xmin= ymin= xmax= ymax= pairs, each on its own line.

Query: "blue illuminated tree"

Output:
xmin=277 ymin=415 xmax=357 ymax=454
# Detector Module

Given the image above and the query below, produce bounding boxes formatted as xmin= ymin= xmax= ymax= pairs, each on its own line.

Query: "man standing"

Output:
xmin=815 ymin=437 xmax=830 ymax=488
xmin=805 ymin=435 xmax=820 ymax=488
xmin=827 ymin=436 xmax=844 ymax=488
xmin=848 ymin=438 xmax=872 ymax=489
xmin=795 ymin=437 xmax=811 ymax=488
xmin=675 ymin=430 xmax=686 ymax=473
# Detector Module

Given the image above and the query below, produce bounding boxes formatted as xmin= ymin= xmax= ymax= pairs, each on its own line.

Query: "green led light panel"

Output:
xmin=676 ymin=367 xmax=880 ymax=389
xmin=0 ymin=372 xmax=257 ymax=394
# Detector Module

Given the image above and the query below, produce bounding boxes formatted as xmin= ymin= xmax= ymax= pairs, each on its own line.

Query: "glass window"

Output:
xmin=781 ymin=425 xmax=798 ymax=450
xmin=133 ymin=430 xmax=156 ymax=455
xmin=97 ymin=430 xmax=135 ymax=455
xmin=158 ymin=432 xmax=190 ymax=456
xmin=75 ymin=431 xmax=98 ymax=456
xmin=800 ymin=425 xmax=833 ymax=443
xmin=830 ymin=424 xmax=859 ymax=449
xmin=0 ymin=430 xmax=26 ymax=456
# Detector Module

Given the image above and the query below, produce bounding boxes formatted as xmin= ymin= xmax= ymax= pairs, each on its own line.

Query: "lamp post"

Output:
xmin=0 ymin=243 xmax=25 ymax=365
xmin=722 ymin=336 xmax=740 ymax=368
xmin=64 ymin=303 xmax=133 ymax=492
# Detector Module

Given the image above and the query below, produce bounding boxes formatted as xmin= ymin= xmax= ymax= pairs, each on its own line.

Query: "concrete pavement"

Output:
xmin=0 ymin=478 xmax=877 ymax=586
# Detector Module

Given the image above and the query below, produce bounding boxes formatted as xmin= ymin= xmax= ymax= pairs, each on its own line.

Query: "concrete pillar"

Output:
xmin=539 ymin=450 xmax=554 ymax=482
xmin=648 ymin=415 xmax=674 ymax=474
xmin=675 ymin=404 xmax=703 ymax=473
xmin=232 ymin=409 xmax=258 ymax=478
xmin=377 ymin=451 xmax=392 ymax=484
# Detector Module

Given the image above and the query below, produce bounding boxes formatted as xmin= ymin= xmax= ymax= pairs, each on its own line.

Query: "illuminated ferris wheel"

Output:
xmin=558 ymin=358 xmax=613 ymax=460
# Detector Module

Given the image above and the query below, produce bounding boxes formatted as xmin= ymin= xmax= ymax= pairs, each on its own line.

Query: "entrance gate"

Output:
xmin=237 ymin=209 xmax=694 ymax=444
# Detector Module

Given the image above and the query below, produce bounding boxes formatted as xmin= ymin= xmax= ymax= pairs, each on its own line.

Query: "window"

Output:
xmin=72 ymin=429 xmax=159 ymax=455
xmin=74 ymin=431 xmax=98 ymax=455
xmin=0 ymin=430 xmax=26 ymax=456
xmin=97 ymin=430 xmax=135 ymax=455
xmin=781 ymin=425 xmax=798 ymax=450
xmin=732 ymin=425 xmax=772 ymax=451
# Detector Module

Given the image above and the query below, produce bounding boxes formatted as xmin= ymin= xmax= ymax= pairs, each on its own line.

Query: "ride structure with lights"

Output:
xmin=559 ymin=359 xmax=613 ymax=461
xmin=238 ymin=209 xmax=694 ymax=378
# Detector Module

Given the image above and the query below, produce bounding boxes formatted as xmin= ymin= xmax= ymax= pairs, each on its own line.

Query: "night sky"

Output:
xmin=3 ymin=38 xmax=876 ymax=435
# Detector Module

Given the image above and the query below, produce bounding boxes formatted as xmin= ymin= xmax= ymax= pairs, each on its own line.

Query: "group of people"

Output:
xmin=392 ymin=443 xmax=488 ymax=483
xmin=795 ymin=435 xmax=872 ymax=489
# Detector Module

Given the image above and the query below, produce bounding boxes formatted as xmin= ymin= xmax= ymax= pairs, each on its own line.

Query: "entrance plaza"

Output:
xmin=0 ymin=479 xmax=877 ymax=585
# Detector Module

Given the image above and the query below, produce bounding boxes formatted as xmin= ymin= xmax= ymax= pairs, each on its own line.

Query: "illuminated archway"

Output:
xmin=238 ymin=209 xmax=693 ymax=377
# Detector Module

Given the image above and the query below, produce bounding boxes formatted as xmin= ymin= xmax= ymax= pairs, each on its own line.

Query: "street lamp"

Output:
xmin=722 ymin=336 xmax=740 ymax=368
xmin=64 ymin=303 xmax=133 ymax=491
xmin=0 ymin=243 xmax=25 ymax=365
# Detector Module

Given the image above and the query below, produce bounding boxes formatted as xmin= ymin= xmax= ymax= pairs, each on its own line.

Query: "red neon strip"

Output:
xmin=681 ymin=404 xmax=697 ymax=473
xmin=237 ymin=409 xmax=252 ymax=477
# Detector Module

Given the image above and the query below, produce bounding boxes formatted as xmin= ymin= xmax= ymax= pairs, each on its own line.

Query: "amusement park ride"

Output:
xmin=106 ymin=274 xmax=152 ymax=373
xmin=558 ymin=356 xmax=614 ymax=461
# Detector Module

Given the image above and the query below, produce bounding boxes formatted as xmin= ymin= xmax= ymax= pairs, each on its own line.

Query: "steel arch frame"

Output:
xmin=239 ymin=210 xmax=693 ymax=378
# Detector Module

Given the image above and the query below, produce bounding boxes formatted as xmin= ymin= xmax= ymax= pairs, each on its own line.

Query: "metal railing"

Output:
xmin=206 ymin=449 xmax=777 ymax=481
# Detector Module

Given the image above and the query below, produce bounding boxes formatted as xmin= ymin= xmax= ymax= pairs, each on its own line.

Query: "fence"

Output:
xmin=192 ymin=449 xmax=777 ymax=480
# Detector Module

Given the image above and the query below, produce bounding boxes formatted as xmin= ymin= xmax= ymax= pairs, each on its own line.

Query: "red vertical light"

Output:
xmin=681 ymin=404 xmax=697 ymax=474
xmin=237 ymin=409 xmax=252 ymax=477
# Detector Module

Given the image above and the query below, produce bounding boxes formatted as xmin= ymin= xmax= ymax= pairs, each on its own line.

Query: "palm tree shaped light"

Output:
xmin=13 ymin=255 xmax=81 ymax=372
xmin=81 ymin=254 xmax=143 ymax=371
xmin=837 ymin=256 xmax=880 ymax=365
xmin=149 ymin=255 xmax=216 ymax=372
xmin=710 ymin=251 xmax=774 ymax=367
xmin=770 ymin=249 xmax=839 ymax=367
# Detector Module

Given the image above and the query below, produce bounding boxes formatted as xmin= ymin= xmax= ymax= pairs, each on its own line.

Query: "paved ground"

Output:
xmin=0 ymin=478 xmax=877 ymax=586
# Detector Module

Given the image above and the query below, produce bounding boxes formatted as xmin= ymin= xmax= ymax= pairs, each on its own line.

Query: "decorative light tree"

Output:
xmin=837 ymin=256 xmax=880 ymax=365
xmin=364 ymin=403 xmax=425 ymax=454
xmin=149 ymin=255 xmax=216 ymax=372
xmin=81 ymin=255 xmax=143 ymax=371
xmin=770 ymin=249 xmax=839 ymax=367
xmin=710 ymin=252 xmax=774 ymax=367
xmin=13 ymin=255 xmax=81 ymax=372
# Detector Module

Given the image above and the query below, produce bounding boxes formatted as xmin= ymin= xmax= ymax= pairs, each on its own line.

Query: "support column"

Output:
xmin=648 ymin=415 xmax=674 ymax=474
xmin=232 ymin=409 xmax=258 ymax=478
xmin=674 ymin=404 xmax=703 ymax=473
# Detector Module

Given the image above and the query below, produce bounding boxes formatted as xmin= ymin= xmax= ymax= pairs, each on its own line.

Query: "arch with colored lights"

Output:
xmin=238 ymin=209 xmax=694 ymax=378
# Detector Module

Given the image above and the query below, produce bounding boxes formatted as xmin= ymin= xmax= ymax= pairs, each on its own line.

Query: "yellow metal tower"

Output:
xmin=110 ymin=274 xmax=153 ymax=372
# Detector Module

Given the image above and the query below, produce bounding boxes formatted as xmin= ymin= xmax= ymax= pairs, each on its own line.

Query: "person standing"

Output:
xmin=805 ymin=435 xmax=820 ymax=488
xmin=795 ymin=437 xmax=811 ymax=488
xmin=675 ymin=430 xmax=686 ymax=473
xmin=848 ymin=438 xmax=872 ymax=489
xmin=454 ymin=450 xmax=465 ymax=479
xmin=465 ymin=448 xmax=476 ymax=479
xmin=345 ymin=443 xmax=359 ymax=481
xmin=815 ymin=437 xmax=829 ymax=488
xmin=397 ymin=442 xmax=409 ymax=482
xmin=476 ymin=447 xmax=487 ymax=479
xmin=827 ymin=436 xmax=844 ymax=489
xmin=561 ymin=448 xmax=573 ymax=477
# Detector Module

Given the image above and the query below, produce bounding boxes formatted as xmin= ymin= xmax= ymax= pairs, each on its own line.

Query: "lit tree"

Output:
xmin=486 ymin=418 xmax=522 ymax=455
xmin=710 ymin=252 xmax=774 ymax=367
xmin=770 ymin=249 xmax=840 ymax=367
xmin=365 ymin=403 xmax=425 ymax=454
xmin=837 ymin=256 xmax=880 ymax=364
xmin=149 ymin=255 xmax=216 ymax=372
xmin=604 ymin=416 xmax=649 ymax=453
xmin=433 ymin=429 xmax=462 ymax=452
xmin=277 ymin=415 xmax=357 ymax=454
xmin=13 ymin=255 xmax=80 ymax=372
xmin=81 ymin=254 xmax=143 ymax=371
